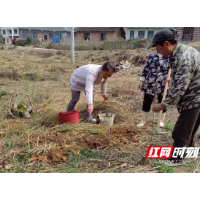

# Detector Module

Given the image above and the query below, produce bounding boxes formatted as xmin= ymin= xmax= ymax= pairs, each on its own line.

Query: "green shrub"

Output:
xmin=102 ymin=38 xmax=146 ymax=50
xmin=92 ymin=45 xmax=103 ymax=50
xmin=132 ymin=38 xmax=145 ymax=48
xmin=41 ymin=38 xmax=147 ymax=51
xmin=0 ymin=34 xmax=4 ymax=49
xmin=26 ymin=35 xmax=33 ymax=44
xmin=16 ymin=40 xmax=28 ymax=47
xmin=23 ymin=73 xmax=45 ymax=81
xmin=0 ymin=34 xmax=4 ymax=45
xmin=49 ymin=43 xmax=103 ymax=51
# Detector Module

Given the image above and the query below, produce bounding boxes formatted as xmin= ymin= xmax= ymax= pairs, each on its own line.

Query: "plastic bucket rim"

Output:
xmin=98 ymin=113 xmax=115 ymax=117
xmin=58 ymin=110 xmax=79 ymax=115
xmin=58 ymin=110 xmax=80 ymax=124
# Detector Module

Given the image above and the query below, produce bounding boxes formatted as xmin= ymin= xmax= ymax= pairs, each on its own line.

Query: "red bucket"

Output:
xmin=58 ymin=109 xmax=80 ymax=124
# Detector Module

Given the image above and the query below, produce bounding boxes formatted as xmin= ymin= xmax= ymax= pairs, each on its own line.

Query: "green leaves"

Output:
xmin=163 ymin=124 xmax=174 ymax=131
xmin=12 ymin=100 xmax=31 ymax=117
xmin=154 ymin=163 xmax=176 ymax=173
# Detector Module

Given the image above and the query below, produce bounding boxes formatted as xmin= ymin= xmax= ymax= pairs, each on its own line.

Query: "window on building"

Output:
xmin=9 ymin=30 xmax=12 ymax=34
xmin=138 ymin=31 xmax=145 ymax=39
xmin=22 ymin=30 xmax=28 ymax=38
xmin=7 ymin=39 xmax=9 ymax=43
xmin=14 ymin=29 xmax=17 ymax=34
xmin=61 ymin=33 xmax=66 ymax=38
xmin=3 ymin=30 xmax=6 ymax=34
xmin=130 ymin=31 xmax=134 ymax=39
xmin=74 ymin=33 xmax=77 ymax=42
xmin=147 ymin=31 xmax=154 ymax=39
xmin=44 ymin=35 xmax=48 ymax=41
xmin=84 ymin=33 xmax=90 ymax=41
xmin=49 ymin=33 xmax=53 ymax=39
xmin=100 ymin=33 xmax=107 ymax=41
xmin=182 ymin=27 xmax=194 ymax=41
xmin=33 ymin=32 xmax=37 ymax=39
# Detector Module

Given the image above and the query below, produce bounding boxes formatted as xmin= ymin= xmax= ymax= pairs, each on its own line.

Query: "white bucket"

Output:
xmin=98 ymin=113 xmax=115 ymax=127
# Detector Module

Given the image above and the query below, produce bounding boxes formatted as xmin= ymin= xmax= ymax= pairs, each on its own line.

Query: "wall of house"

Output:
xmin=76 ymin=32 xmax=118 ymax=44
xmin=193 ymin=27 xmax=200 ymax=41
xmin=61 ymin=32 xmax=76 ymax=43
xmin=67 ymin=32 xmax=71 ymax=43
xmin=19 ymin=29 xmax=33 ymax=39
xmin=106 ymin=32 xmax=115 ymax=41
xmin=175 ymin=27 xmax=183 ymax=41
xmin=19 ymin=29 xmax=52 ymax=41
xmin=0 ymin=28 xmax=19 ymax=44
xmin=123 ymin=27 xmax=127 ymax=34
xmin=19 ymin=29 xmax=64 ymax=41
xmin=1 ymin=28 xmax=72 ymax=44
xmin=18 ymin=27 xmax=67 ymax=32
xmin=0 ymin=28 xmax=19 ymax=38
xmin=4 ymin=37 xmax=12 ymax=45
xmin=126 ymin=28 xmax=160 ymax=40
xmin=114 ymin=29 xmax=123 ymax=39
xmin=173 ymin=27 xmax=200 ymax=43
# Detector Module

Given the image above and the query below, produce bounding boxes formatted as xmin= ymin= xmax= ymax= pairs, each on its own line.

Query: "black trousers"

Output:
xmin=172 ymin=106 xmax=200 ymax=148
xmin=142 ymin=93 xmax=166 ymax=113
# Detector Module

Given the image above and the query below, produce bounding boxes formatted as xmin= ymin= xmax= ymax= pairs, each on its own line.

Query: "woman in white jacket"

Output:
xmin=67 ymin=62 xmax=117 ymax=122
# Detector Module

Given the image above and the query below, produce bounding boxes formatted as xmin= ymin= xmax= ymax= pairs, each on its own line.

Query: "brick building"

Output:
xmin=74 ymin=27 xmax=125 ymax=44
xmin=175 ymin=27 xmax=200 ymax=43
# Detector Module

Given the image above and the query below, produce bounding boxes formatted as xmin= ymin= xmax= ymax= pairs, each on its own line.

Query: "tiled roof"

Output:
xmin=75 ymin=27 xmax=121 ymax=32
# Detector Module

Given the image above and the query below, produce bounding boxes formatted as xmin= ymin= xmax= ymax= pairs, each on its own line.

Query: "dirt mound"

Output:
xmin=113 ymin=50 xmax=149 ymax=66
xmin=91 ymin=49 xmax=153 ymax=67
xmin=30 ymin=124 xmax=141 ymax=163
xmin=130 ymin=54 xmax=148 ymax=65
xmin=29 ymin=145 xmax=78 ymax=164
xmin=15 ymin=47 xmax=55 ymax=58
xmin=79 ymin=100 xmax=130 ymax=124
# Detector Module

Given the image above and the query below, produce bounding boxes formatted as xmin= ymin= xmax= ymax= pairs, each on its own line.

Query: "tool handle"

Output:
xmin=161 ymin=68 xmax=171 ymax=101
xmin=156 ymin=68 xmax=171 ymax=133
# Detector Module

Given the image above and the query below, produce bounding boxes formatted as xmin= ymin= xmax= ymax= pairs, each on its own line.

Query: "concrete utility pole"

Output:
xmin=71 ymin=27 xmax=75 ymax=62
xmin=11 ymin=27 xmax=14 ymax=39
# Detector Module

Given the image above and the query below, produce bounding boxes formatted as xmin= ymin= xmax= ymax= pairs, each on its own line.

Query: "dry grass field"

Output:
xmin=0 ymin=45 xmax=200 ymax=173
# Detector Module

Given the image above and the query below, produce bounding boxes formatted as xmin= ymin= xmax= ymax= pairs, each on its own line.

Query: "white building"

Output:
xmin=125 ymin=27 xmax=166 ymax=40
xmin=0 ymin=27 xmax=73 ymax=45
xmin=0 ymin=27 xmax=19 ymax=44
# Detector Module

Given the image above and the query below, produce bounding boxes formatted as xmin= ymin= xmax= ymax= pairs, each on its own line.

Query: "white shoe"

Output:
xmin=137 ymin=112 xmax=149 ymax=127
xmin=160 ymin=113 xmax=166 ymax=128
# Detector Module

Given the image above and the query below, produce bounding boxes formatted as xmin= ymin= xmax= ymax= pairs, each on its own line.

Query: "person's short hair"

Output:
xmin=102 ymin=62 xmax=117 ymax=72
xmin=156 ymin=39 xmax=178 ymax=46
